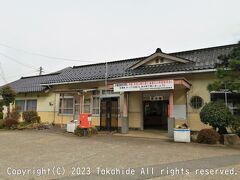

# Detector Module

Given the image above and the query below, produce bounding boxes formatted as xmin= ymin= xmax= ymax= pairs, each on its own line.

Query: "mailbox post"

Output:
xmin=79 ymin=113 xmax=92 ymax=136
xmin=79 ymin=113 xmax=92 ymax=128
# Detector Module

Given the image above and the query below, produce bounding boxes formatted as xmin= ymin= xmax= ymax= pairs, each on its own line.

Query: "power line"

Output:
xmin=0 ymin=52 xmax=38 ymax=70
xmin=0 ymin=62 xmax=7 ymax=83
xmin=0 ymin=43 xmax=97 ymax=63
xmin=5 ymin=71 xmax=38 ymax=79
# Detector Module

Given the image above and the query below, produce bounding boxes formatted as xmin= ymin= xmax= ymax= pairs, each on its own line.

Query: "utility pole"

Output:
xmin=39 ymin=66 xmax=43 ymax=75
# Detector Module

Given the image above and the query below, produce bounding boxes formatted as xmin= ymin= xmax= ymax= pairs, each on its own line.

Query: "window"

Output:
xmin=92 ymin=97 xmax=100 ymax=115
xmin=93 ymin=90 xmax=100 ymax=96
xmin=92 ymin=90 xmax=100 ymax=116
xmin=84 ymin=98 xmax=91 ymax=113
xmin=190 ymin=96 xmax=203 ymax=109
xmin=59 ymin=95 xmax=74 ymax=114
xmin=15 ymin=100 xmax=25 ymax=112
xmin=211 ymin=92 xmax=240 ymax=115
xmin=15 ymin=99 xmax=37 ymax=112
xmin=26 ymin=100 xmax=37 ymax=111
xmin=102 ymin=89 xmax=116 ymax=95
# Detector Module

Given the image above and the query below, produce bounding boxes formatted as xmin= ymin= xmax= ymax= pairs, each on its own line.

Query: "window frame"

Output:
xmin=83 ymin=98 xmax=91 ymax=114
xmin=26 ymin=99 xmax=37 ymax=111
xmin=59 ymin=94 xmax=74 ymax=115
xmin=190 ymin=96 xmax=204 ymax=109
xmin=92 ymin=96 xmax=100 ymax=116
xmin=15 ymin=99 xmax=37 ymax=112
xmin=210 ymin=91 xmax=240 ymax=115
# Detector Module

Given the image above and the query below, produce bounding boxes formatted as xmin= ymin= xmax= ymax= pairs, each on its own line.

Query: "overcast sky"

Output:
xmin=0 ymin=0 xmax=239 ymax=85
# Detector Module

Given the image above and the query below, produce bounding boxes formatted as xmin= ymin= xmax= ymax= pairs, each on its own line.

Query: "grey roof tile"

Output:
xmin=3 ymin=44 xmax=239 ymax=93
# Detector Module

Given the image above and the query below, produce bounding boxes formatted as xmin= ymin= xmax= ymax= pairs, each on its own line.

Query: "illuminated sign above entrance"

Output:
xmin=113 ymin=80 xmax=174 ymax=92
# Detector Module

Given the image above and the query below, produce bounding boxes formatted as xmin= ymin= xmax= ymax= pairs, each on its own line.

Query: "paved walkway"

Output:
xmin=113 ymin=130 xmax=171 ymax=140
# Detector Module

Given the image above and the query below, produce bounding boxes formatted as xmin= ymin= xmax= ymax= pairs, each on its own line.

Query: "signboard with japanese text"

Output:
xmin=113 ymin=80 xmax=174 ymax=92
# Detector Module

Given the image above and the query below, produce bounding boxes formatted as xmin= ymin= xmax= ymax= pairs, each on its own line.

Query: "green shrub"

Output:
xmin=87 ymin=126 xmax=98 ymax=136
xmin=5 ymin=118 xmax=18 ymax=129
xmin=0 ymin=119 xmax=5 ymax=129
xmin=200 ymin=102 xmax=233 ymax=134
xmin=74 ymin=126 xmax=85 ymax=137
xmin=230 ymin=116 xmax=240 ymax=137
xmin=0 ymin=112 xmax=3 ymax=119
xmin=22 ymin=111 xmax=41 ymax=123
xmin=74 ymin=126 xmax=98 ymax=137
xmin=197 ymin=129 xmax=220 ymax=144
xmin=7 ymin=108 xmax=20 ymax=121
xmin=0 ymin=99 xmax=4 ymax=112
xmin=17 ymin=121 xmax=28 ymax=130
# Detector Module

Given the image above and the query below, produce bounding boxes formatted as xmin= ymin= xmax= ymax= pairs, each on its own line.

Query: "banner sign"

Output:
xmin=113 ymin=80 xmax=174 ymax=92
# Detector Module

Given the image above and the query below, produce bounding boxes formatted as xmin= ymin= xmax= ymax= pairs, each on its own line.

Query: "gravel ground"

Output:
xmin=0 ymin=129 xmax=239 ymax=180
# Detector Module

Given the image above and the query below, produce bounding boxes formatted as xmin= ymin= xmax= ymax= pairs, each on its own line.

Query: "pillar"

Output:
xmin=169 ymin=90 xmax=174 ymax=118
xmin=168 ymin=90 xmax=175 ymax=137
xmin=121 ymin=92 xmax=129 ymax=134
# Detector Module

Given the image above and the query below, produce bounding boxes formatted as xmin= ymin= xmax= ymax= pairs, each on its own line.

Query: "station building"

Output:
xmin=4 ymin=43 xmax=240 ymax=133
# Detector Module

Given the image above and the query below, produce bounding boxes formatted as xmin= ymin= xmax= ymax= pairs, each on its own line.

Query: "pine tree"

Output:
xmin=208 ymin=42 xmax=240 ymax=92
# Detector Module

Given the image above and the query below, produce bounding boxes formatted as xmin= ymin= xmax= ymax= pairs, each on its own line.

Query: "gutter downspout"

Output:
xmin=53 ymin=93 xmax=56 ymax=125
xmin=61 ymin=93 xmax=64 ymax=128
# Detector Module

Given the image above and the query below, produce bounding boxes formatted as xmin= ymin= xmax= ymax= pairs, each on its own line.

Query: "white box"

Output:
xmin=67 ymin=120 xmax=79 ymax=133
xmin=174 ymin=128 xmax=191 ymax=142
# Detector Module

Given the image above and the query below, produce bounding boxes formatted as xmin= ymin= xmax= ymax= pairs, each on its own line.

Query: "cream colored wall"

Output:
xmin=173 ymin=88 xmax=187 ymax=127
xmin=37 ymin=93 xmax=55 ymax=112
xmin=54 ymin=113 xmax=73 ymax=124
xmin=186 ymin=73 xmax=215 ymax=130
xmin=15 ymin=93 xmax=56 ymax=122
xmin=12 ymin=72 xmax=216 ymax=131
xmin=126 ymin=73 xmax=216 ymax=131
xmin=173 ymin=89 xmax=186 ymax=105
xmin=15 ymin=92 xmax=74 ymax=124
xmin=128 ymin=91 xmax=143 ymax=129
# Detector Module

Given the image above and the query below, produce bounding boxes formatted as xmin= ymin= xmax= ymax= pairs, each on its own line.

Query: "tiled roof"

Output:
xmin=3 ymin=67 xmax=71 ymax=93
xmin=125 ymin=44 xmax=237 ymax=76
xmin=3 ymin=44 xmax=239 ymax=93
xmin=43 ymin=57 xmax=145 ymax=84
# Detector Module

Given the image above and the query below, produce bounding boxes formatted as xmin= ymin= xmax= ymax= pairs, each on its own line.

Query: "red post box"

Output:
xmin=79 ymin=113 xmax=92 ymax=128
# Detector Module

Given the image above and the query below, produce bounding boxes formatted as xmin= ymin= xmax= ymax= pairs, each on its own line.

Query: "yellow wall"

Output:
xmin=15 ymin=92 xmax=56 ymax=122
xmin=173 ymin=89 xmax=186 ymax=105
xmin=92 ymin=116 xmax=100 ymax=126
xmin=128 ymin=91 xmax=143 ymax=128
xmin=14 ymin=72 xmax=216 ymax=131
xmin=173 ymin=88 xmax=187 ymax=127
xmin=186 ymin=73 xmax=214 ymax=130
xmin=15 ymin=90 xmax=102 ymax=126
xmin=125 ymin=73 xmax=216 ymax=131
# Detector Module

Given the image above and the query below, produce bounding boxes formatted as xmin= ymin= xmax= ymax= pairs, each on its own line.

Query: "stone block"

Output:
xmin=223 ymin=134 xmax=240 ymax=145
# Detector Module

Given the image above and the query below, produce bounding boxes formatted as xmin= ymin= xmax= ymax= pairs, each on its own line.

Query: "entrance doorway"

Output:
xmin=100 ymin=98 xmax=118 ymax=130
xmin=143 ymin=100 xmax=168 ymax=130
